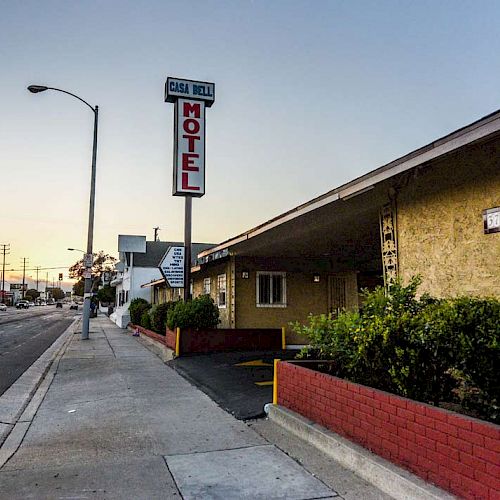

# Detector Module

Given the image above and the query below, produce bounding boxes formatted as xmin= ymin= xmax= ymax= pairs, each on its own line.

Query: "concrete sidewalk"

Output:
xmin=0 ymin=316 xmax=387 ymax=499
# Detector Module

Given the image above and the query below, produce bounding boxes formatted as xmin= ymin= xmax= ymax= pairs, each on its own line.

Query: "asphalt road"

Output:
xmin=0 ymin=306 xmax=77 ymax=396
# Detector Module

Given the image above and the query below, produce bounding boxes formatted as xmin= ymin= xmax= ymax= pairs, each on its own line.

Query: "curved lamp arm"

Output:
xmin=27 ymin=85 xmax=96 ymax=113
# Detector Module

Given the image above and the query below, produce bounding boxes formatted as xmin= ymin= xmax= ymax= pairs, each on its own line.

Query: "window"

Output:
xmin=203 ymin=277 xmax=211 ymax=295
xmin=256 ymin=272 xmax=286 ymax=307
xmin=217 ymin=274 xmax=226 ymax=308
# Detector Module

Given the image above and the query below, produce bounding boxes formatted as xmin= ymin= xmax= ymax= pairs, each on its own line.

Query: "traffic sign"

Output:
xmin=159 ymin=246 xmax=184 ymax=288
xmin=84 ymin=253 xmax=93 ymax=268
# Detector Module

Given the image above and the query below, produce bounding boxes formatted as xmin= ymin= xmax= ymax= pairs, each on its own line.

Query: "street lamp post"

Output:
xmin=28 ymin=85 xmax=98 ymax=340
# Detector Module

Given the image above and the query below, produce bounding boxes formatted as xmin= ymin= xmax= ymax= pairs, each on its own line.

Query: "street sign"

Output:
xmin=159 ymin=246 xmax=185 ymax=288
xmin=83 ymin=253 xmax=93 ymax=268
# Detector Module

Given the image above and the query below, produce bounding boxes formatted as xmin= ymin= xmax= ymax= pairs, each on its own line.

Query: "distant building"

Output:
xmin=111 ymin=240 xmax=215 ymax=328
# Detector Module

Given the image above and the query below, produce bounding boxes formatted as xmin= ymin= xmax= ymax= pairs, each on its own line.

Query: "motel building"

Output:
xmin=146 ymin=110 xmax=499 ymax=345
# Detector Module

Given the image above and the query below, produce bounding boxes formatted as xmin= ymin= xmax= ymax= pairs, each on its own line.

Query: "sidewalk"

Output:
xmin=0 ymin=316 xmax=388 ymax=499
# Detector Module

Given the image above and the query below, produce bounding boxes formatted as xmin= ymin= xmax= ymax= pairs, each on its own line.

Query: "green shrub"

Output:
xmin=295 ymin=277 xmax=500 ymax=423
xmin=166 ymin=295 xmax=219 ymax=330
xmin=149 ymin=302 xmax=176 ymax=334
xmin=129 ymin=298 xmax=150 ymax=325
xmin=140 ymin=310 xmax=151 ymax=330
xmin=450 ymin=297 xmax=500 ymax=420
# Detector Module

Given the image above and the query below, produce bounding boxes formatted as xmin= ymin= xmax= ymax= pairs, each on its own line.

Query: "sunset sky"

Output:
xmin=1 ymin=0 xmax=499 ymax=290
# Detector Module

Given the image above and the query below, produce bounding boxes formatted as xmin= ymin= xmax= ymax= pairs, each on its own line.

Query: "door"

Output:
xmin=328 ymin=275 xmax=347 ymax=316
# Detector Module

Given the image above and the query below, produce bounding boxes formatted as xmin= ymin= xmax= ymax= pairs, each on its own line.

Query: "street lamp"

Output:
xmin=29 ymin=85 xmax=98 ymax=341
xmin=68 ymin=248 xmax=85 ymax=253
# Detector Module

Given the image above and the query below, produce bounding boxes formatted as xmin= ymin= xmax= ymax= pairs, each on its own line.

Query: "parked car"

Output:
xmin=16 ymin=300 xmax=30 ymax=309
xmin=0 ymin=303 xmax=7 ymax=312
xmin=56 ymin=302 xmax=63 ymax=308
xmin=69 ymin=303 xmax=78 ymax=310
xmin=28 ymin=301 xmax=35 ymax=307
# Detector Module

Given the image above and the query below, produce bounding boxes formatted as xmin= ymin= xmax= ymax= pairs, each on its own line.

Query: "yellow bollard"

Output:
xmin=175 ymin=327 xmax=181 ymax=357
xmin=281 ymin=326 xmax=286 ymax=350
xmin=273 ymin=358 xmax=280 ymax=405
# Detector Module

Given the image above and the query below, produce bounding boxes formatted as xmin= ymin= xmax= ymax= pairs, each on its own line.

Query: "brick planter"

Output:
xmin=130 ymin=324 xmax=176 ymax=350
xmin=132 ymin=324 xmax=282 ymax=355
xmin=277 ymin=361 xmax=500 ymax=500
xmin=166 ymin=327 xmax=282 ymax=355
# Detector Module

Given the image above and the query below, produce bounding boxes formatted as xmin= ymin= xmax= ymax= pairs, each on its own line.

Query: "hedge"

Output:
xmin=295 ymin=277 xmax=500 ymax=423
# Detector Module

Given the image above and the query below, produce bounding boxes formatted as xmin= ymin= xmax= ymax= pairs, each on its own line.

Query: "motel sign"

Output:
xmin=164 ymin=76 xmax=215 ymax=300
xmin=165 ymin=77 xmax=215 ymax=197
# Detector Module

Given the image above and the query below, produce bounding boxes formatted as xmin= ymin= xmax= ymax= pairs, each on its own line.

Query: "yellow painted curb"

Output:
xmin=235 ymin=359 xmax=273 ymax=367
xmin=175 ymin=327 xmax=181 ymax=357
xmin=273 ymin=359 xmax=280 ymax=405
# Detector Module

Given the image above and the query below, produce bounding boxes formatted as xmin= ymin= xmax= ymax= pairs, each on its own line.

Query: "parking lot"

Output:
xmin=169 ymin=349 xmax=298 ymax=420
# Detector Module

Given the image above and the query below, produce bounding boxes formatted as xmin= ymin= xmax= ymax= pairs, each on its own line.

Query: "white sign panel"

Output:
xmin=118 ymin=235 xmax=147 ymax=253
xmin=484 ymin=207 xmax=500 ymax=234
xmin=83 ymin=253 xmax=93 ymax=268
xmin=173 ymin=99 xmax=205 ymax=197
xmin=159 ymin=246 xmax=185 ymax=288
xmin=165 ymin=78 xmax=215 ymax=106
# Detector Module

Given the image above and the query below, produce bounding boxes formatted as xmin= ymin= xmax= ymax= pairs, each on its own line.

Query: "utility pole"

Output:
xmin=1 ymin=244 xmax=10 ymax=304
xmin=153 ymin=227 xmax=160 ymax=241
xmin=21 ymin=257 xmax=29 ymax=299
xmin=35 ymin=265 xmax=41 ymax=292
xmin=46 ymin=272 xmax=49 ymax=299
xmin=184 ymin=197 xmax=192 ymax=302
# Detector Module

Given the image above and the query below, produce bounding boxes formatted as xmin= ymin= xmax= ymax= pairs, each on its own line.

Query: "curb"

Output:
xmin=266 ymin=405 xmax=455 ymax=500
xmin=0 ymin=317 xmax=79 ymax=456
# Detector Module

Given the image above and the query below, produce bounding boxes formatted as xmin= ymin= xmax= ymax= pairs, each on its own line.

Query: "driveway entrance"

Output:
xmin=169 ymin=350 xmax=297 ymax=420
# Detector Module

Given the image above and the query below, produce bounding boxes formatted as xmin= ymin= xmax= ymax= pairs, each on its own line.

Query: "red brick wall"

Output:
xmin=277 ymin=361 xmax=500 ymax=500
xmin=165 ymin=328 xmax=176 ymax=350
xmin=166 ymin=327 xmax=282 ymax=354
xmin=130 ymin=324 xmax=167 ymax=346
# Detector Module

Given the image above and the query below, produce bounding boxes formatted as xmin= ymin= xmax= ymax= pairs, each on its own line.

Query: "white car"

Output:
xmin=0 ymin=303 xmax=7 ymax=312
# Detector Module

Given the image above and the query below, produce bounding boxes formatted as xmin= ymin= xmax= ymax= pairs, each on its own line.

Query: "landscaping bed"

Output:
xmin=277 ymin=360 xmax=499 ymax=500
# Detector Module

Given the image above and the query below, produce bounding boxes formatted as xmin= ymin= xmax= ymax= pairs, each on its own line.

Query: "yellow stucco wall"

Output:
xmin=192 ymin=256 xmax=359 ymax=343
xmin=234 ymin=258 xmax=358 ymax=344
xmin=397 ymin=139 xmax=500 ymax=298
xmin=192 ymin=260 xmax=233 ymax=327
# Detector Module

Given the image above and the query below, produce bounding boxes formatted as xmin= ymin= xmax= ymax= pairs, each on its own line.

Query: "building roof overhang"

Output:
xmin=197 ymin=110 xmax=500 ymax=262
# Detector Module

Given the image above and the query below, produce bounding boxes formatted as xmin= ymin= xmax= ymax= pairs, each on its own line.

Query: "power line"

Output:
xmin=7 ymin=265 xmax=71 ymax=272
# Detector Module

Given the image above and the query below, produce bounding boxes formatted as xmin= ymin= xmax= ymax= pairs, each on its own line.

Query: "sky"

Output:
xmin=1 ymin=0 xmax=499 ymax=291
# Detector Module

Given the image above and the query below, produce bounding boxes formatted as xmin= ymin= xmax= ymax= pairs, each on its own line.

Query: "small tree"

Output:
xmin=48 ymin=287 xmax=65 ymax=300
xmin=69 ymin=251 xmax=116 ymax=295
xmin=25 ymin=289 xmax=41 ymax=301
xmin=72 ymin=280 xmax=84 ymax=297
xmin=97 ymin=285 xmax=115 ymax=305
